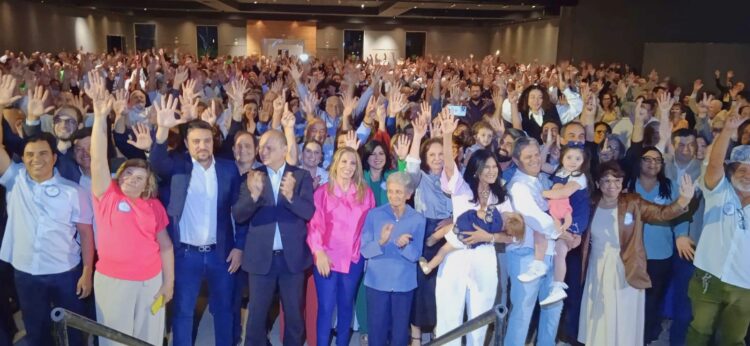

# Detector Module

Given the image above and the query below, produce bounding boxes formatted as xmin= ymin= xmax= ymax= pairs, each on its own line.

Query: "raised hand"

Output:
xmin=0 ymin=73 xmax=22 ymax=108
xmin=411 ymin=116 xmax=428 ymax=139
xmin=393 ymin=134 xmax=411 ymax=161
xmin=342 ymin=91 xmax=359 ymax=119
xmin=200 ymin=99 xmax=218 ymax=126
xmin=155 ymin=94 xmax=184 ymax=129
xmin=173 ymin=66 xmax=189 ymax=87
xmin=656 ymin=92 xmax=675 ymax=117
xmin=692 ymin=79 xmax=703 ymax=94
xmin=113 ymin=88 xmax=129 ymax=120
xmin=289 ymin=64 xmax=302 ymax=81
xmin=26 ymin=85 xmax=55 ymax=121
xmin=419 ymin=100 xmax=432 ymax=122
xmin=440 ymin=106 xmax=458 ymax=134
xmin=84 ymin=72 xmax=113 ymax=119
xmin=127 ymin=123 xmax=153 ymax=151
xmin=388 ymin=91 xmax=407 ymax=116
xmin=342 ymin=130 xmax=361 ymax=150
xmin=634 ymin=98 xmax=648 ymax=124
xmin=301 ymin=93 xmax=320 ymax=119
xmin=677 ymin=174 xmax=695 ymax=205
xmin=280 ymin=172 xmax=296 ymax=202
xmin=281 ymin=104 xmax=296 ymax=131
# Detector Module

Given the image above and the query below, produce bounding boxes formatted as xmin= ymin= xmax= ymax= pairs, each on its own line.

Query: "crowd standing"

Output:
xmin=0 ymin=47 xmax=748 ymax=346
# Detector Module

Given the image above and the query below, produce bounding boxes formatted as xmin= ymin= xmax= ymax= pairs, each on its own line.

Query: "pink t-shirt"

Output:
xmin=94 ymin=181 xmax=169 ymax=281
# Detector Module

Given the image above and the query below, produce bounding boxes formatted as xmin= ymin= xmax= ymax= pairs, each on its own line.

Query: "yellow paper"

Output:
xmin=151 ymin=295 xmax=164 ymax=315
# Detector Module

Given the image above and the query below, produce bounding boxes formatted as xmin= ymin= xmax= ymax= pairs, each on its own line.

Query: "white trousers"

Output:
xmin=435 ymin=244 xmax=499 ymax=346
xmin=94 ymin=271 xmax=165 ymax=346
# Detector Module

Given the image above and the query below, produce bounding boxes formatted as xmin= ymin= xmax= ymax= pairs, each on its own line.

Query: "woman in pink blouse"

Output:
xmin=307 ymin=146 xmax=375 ymax=346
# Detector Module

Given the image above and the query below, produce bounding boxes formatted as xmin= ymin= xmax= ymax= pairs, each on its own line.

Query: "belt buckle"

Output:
xmin=197 ymin=245 xmax=212 ymax=253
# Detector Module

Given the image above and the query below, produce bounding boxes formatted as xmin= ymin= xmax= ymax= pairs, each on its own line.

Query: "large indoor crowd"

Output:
xmin=0 ymin=48 xmax=747 ymax=346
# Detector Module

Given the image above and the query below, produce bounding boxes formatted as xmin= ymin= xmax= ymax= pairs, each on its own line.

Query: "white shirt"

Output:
xmin=507 ymin=170 xmax=556 ymax=254
xmin=267 ymin=163 xmax=287 ymax=250
xmin=440 ymin=165 xmax=513 ymax=250
xmin=695 ymin=176 xmax=750 ymax=289
xmin=179 ymin=158 xmax=218 ymax=246
xmin=0 ymin=164 xmax=93 ymax=275
xmin=554 ymin=87 xmax=585 ymax=125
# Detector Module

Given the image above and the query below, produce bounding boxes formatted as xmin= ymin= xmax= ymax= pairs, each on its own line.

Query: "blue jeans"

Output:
xmin=669 ymin=256 xmax=694 ymax=346
xmin=14 ymin=266 xmax=87 ymax=346
xmin=172 ymin=248 xmax=236 ymax=346
xmin=504 ymin=247 xmax=563 ymax=346
xmin=366 ymin=287 xmax=414 ymax=346
xmin=314 ymin=259 xmax=364 ymax=346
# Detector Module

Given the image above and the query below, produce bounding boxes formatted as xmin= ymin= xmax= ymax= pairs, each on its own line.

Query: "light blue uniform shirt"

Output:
xmin=635 ymin=180 xmax=683 ymax=260
xmin=695 ymin=176 xmax=750 ymax=289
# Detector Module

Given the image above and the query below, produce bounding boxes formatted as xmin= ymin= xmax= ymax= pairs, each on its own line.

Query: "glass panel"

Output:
xmin=134 ymin=24 xmax=156 ymax=52
xmin=197 ymin=25 xmax=219 ymax=58
xmin=343 ymin=30 xmax=364 ymax=61
xmin=405 ymin=32 xmax=426 ymax=60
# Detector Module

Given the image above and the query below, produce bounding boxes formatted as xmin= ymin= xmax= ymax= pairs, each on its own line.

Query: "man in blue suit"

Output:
xmin=149 ymin=95 xmax=246 ymax=346
xmin=233 ymin=129 xmax=314 ymax=346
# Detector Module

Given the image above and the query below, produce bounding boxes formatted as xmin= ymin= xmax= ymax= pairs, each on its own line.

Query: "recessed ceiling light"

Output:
xmin=253 ymin=1 xmax=257 ymax=3
xmin=413 ymin=6 xmax=417 ymax=8
xmin=361 ymin=3 xmax=365 ymax=8
xmin=532 ymin=5 xmax=536 ymax=8
xmin=143 ymin=7 xmax=147 ymax=11
xmin=450 ymin=3 xmax=455 ymax=8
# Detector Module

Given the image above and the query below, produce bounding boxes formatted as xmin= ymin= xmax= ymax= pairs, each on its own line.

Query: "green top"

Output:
xmin=364 ymin=169 xmax=395 ymax=206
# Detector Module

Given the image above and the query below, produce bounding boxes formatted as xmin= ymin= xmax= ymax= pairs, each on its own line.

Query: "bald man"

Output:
xmin=232 ymin=130 xmax=315 ymax=345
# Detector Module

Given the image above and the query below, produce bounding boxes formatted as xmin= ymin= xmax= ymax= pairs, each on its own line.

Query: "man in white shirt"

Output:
xmin=688 ymin=115 xmax=750 ymax=345
xmin=504 ymin=136 xmax=564 ymax=346
xmin=0 ymin=133 xmax=94 ymax=346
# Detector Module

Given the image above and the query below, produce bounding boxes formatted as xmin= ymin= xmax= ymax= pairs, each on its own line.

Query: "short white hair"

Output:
xmin=386 ymin=171 xmax=413 ymax=194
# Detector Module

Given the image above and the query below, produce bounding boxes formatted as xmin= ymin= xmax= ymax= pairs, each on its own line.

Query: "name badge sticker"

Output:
xmin=118 ymin=200 xmax=132 ymax=213
xmin=624 ymin=212 xmax=634 ymax=225
xmin=723 ymin=203 xmax=735 ymax=216
xmin=44 ymin=185 xmax=60 ymax=197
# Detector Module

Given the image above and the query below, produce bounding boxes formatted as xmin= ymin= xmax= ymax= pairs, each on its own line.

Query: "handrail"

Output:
xmin=425 ymin=304 xmax=508 ymax=346
xmin=50 ymin=308 xmax=154 ymax=346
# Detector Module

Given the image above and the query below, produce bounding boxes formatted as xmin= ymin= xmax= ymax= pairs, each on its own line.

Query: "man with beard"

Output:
xmin=466 ymin=84 xmax=492 ymax=124
xmin=149 ymin=99 xmax=245 ymax=346
xmin=125 ymin=89 xmax=156 ymax=128
xmin=498 ymin=128 xmax=526 ymax=184
xmin=687 ymin=115 xmax=750 ymax=345
xmin=21 ymin=86 xmax=82 ymax=182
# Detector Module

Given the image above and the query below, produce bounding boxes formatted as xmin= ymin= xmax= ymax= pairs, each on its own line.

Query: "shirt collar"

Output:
xmin=267 ymin=162 xmax=287 ymax=176
xmin=190 ymin=157 xmax=216 ymax=172
xmin=514 ymin=169 xmax=539 ymax=183
xmin=24 ymin=167 xmax=60 ymax=186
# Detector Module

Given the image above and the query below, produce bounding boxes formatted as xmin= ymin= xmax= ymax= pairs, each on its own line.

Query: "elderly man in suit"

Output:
xmin=149 ymin=96 xmax=246 ymax=346
xmin=233 ymin=129 xmax=315 ymax=346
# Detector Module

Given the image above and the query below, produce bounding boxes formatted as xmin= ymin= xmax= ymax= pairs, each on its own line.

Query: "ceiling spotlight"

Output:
xmin=413 ymin=6 xmax=417 ymax=8
xmin=450 ymin=3 xmax=455 ymax=8
xmin=361 ymin=3 xmax=365 ymax=9
xmin=143 ymin=7 xmax=147 ymax=11
xmin=531 ymin=5 xmax=536 ymax=8
xmin=253 ymin=1 xmax=257 ymax=3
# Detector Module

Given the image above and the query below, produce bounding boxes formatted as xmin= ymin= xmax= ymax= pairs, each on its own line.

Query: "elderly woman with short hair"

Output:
xmin=360 ymin=172 xmax=425 ymax=346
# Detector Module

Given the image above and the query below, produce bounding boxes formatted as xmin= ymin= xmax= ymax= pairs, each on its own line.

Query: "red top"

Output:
xmin=94 ymin=181 xmax=169 ymax=281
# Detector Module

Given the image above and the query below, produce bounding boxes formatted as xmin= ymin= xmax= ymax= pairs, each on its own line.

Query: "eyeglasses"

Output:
xmin=641 ymin=157 xmax=663 ymax=165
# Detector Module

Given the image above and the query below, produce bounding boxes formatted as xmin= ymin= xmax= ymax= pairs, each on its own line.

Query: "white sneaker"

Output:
xmin=517 ymin=260 xmax=548 ymax=282
xmin=540 ymin=282 xmax=568 ymax=306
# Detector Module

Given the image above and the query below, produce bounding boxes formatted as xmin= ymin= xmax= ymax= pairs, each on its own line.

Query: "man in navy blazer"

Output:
xmin=149 ymin=100 xmax=246 ymax=346
xmin=233 ymin=129 xmax=314 ymax=346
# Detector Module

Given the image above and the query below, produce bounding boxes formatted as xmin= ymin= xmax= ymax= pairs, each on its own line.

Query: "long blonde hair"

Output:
xmin=327 ymin=147 xmax=366 ymax=202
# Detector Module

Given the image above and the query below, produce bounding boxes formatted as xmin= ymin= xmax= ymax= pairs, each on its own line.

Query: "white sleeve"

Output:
xmin=509 ymin=183 xmax=556 ymax=237
xmin=558 ymin=87 xmax=584 ymax=125
xmin=570 ymin=174 xmax=587 ymax=190
xmin=0 ymin=163 xmax=21 ymax=189
xmin=71 ymin=186 xmax=94 ymax=225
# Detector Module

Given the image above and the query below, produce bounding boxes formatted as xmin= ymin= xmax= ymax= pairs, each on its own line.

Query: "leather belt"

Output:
xmin=182 ymin=243 xmax=216 ymax=253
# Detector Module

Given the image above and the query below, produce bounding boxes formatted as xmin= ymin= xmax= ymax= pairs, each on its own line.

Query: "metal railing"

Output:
xmin=50 ymin=308 xmax=154 ymax=346
xmin=425 ymin=304 xmax=508 ymax=346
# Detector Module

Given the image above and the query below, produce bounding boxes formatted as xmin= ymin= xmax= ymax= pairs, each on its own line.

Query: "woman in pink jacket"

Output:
xmin=307 ymin=146 xmax=375 ymax=346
